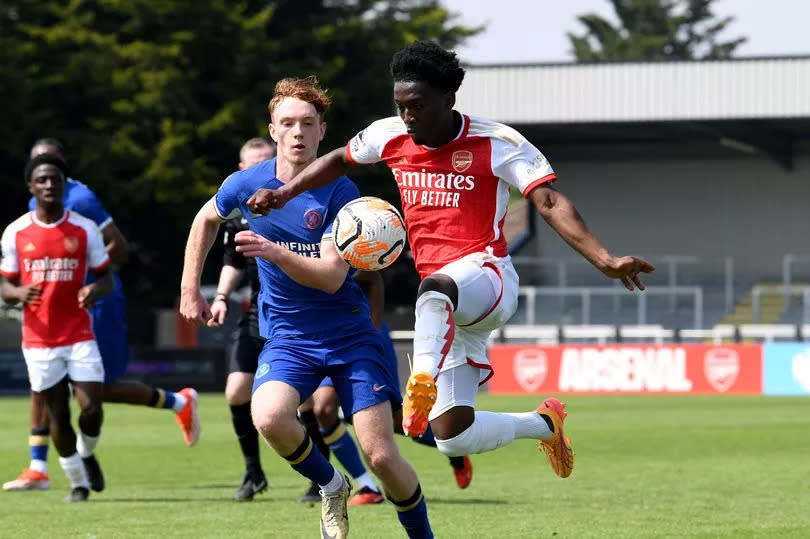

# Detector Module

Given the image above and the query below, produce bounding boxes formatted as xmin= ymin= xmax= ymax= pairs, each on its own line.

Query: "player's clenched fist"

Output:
xmin=247 ymin=188 xmax=290 ymax=215
xmin=179 ymin=288 xmax=213 ymax=327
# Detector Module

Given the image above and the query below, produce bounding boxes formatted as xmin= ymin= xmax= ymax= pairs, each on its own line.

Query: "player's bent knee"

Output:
xmin=417 ymin=274 xmax=458 ymax=308
xmin=362 ymin=442 xmax=400 ymax=477
xmin=434 ymin=425 xmax=476 ymax=457
xmin=313 ymin=400 xmax=337 ymax=427
xmin=225 ymin=373 xmax=253 ymax=405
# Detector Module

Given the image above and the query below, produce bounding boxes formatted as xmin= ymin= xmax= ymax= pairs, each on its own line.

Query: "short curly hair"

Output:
xmin=390 ymin=41 xmax=465 ymax=92
xmin=268 ymin=76 xmax=331 ymax=120
xmin=24 ymin=153 xmax=69 ymax=184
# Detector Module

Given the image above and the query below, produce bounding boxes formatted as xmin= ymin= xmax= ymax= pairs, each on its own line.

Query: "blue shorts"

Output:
xmin=90 ymin=290 xmax=130 ymax=384
xmin=319 ymin=322 xmax=399 ymax=389
xmin=253 ymin=328 xmax=401 ymax=418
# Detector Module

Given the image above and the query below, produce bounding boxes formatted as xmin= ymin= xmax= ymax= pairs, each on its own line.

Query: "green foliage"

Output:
xmin=0 ymin=0 xmax=479 ymax=325
xmin=568 ymin=0 xmax=747 ymax=61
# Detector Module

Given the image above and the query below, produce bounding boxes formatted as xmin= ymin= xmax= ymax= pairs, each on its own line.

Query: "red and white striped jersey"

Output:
xmin=0 ymin=211 xmax=110 ymax=347
xmin=345 ymin=112 xmax=556 ymax=278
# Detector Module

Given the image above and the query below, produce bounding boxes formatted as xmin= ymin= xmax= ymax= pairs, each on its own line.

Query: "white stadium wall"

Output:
xmin=521 ymin=142 xmax=810 ymax=282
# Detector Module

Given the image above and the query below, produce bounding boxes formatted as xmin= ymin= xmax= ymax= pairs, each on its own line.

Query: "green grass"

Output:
xmin=1 ymin=394 xmax=809 ymax=538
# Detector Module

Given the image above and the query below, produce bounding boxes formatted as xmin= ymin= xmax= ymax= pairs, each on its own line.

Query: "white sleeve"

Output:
xmin=0 ymin=225 xmax=19 ymax=277
xmin=346 ymin=117 xmax=405 ymax=165
xmin=491 ymin=134 xmax=557 ymax=197
xmin=85 ymin=223 xmax=110 ymax=271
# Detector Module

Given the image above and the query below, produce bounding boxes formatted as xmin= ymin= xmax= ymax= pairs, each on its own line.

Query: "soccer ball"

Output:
xmin=333 ymin=196 xmax=406 ymax=271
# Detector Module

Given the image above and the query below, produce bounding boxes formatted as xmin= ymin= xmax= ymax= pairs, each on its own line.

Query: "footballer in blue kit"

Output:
xmin=214 ymin=157 xmax=402 ymax=416
xmin=181 ymin=77 xmax=433 ymax=538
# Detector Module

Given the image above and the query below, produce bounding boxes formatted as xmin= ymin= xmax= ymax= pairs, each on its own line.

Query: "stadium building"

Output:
xmin=456 ymin=56 xmax=810 ymax=332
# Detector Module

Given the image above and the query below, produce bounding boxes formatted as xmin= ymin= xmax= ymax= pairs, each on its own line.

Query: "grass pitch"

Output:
xmin=1 ymin=394 xmax=809 ymax=538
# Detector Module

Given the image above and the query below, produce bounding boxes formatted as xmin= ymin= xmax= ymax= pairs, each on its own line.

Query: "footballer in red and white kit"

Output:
xmin=245 ymin=42 xmax=654 ymax=484
xmin=1 ymin=209 xmax=110 ymax=391
xmin=2 ymin=152 xmax=115 ymax=502
xmin=346 ymin=113 xmax=551 ymax=377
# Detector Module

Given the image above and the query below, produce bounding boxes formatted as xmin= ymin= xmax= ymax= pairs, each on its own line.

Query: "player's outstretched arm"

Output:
xmin=180 ymin=198 xmax=222 ymax=326
xmin=234 ymin=230 xmax=349 ymax=294
xmin=529 ymin=184 xmax=655 ymax=291
xmin=247 ymin=148 xmax=350 ymax=214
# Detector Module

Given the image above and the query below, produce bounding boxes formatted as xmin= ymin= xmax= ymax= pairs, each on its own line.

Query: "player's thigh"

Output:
xmin=22 ymin=346 xmax=69 ymax=392
xmin=311 ymin=383 xmax=339 ymax=426
xmin=251 ymin=380 xmax=303 ymax=434
xmin=72 ymin=381 xmax=104 ymax=413
xmin=429 ymin=362 xmax=482 ymax=438
xmin=66 ymin=340 xmax=106 ymax=387
xmin=352 ymin=400 xmax=398 ymax=459
xmin=437 ymin=253 xmax=519 ymax=329
xmin=225 ymin=372 xmax=254 ymax=405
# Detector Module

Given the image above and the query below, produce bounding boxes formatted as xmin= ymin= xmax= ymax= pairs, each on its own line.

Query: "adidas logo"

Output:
xmin=23 ymin=242 xmax=35 ymax=252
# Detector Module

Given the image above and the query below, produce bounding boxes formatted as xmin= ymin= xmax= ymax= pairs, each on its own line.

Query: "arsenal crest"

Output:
xmin=513 ymin=349 xmax=548 ymax=392
xmin=704 ymin=348 xmax=740 ymax=392
xmin=452 ymin=150 xmax=473 ymax=173
xmin=63 ymin=236 xmax=79 ymax=253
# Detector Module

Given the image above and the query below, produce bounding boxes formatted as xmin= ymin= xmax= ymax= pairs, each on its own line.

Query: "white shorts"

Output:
xmin=434 ymin=252 xmax=519 ymax=383
xmin=23 ymin=340 xmax=105 ymax=392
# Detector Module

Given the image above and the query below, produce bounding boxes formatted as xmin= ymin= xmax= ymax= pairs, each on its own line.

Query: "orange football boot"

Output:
xmin=536 ymin=397 xmax=574 ymax=478
xmin=401 ymin=372 xmax=437 ymax=436
xmin=2 ymin=468 xmax=50 ymax=491
xmin=348 ymin=486 xmax=384 ymax=506
xmin=175 ymin=388 xmax=201 ymax=446
xmin=453 ymin=456 xmax=473 ymax=489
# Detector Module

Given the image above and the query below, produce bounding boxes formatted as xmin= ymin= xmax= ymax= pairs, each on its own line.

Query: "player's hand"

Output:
xmin=17 ymin=282 xmax=43 ymax=306
xmin=208 ymin=296 xmax=228 ymax=327
xmin=77 ymin=284 xmax=99 ymax=309
xmin=247 ymin=187 xmax=291 ymax=215
xmin=234 ymin=230 xmax=281 ymax=262
xmin=179 ymin=288 xmax=213 ymax=327
xmin=601 ymin=256 xmax=655 ymax=291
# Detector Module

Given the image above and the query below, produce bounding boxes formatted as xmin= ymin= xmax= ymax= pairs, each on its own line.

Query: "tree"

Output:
xmin=0 ymin=1 xmax=479 ymax=336
xmin=568 ymin=0 xmax=746 ymax=61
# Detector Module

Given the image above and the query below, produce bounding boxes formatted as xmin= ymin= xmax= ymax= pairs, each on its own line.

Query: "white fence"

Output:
xmin=390 ymin=324 xmax=810 ymax=344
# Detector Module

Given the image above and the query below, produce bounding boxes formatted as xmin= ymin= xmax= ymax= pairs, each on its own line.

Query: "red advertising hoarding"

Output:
xmin=487 ymin=344 xmax=762 ymax=394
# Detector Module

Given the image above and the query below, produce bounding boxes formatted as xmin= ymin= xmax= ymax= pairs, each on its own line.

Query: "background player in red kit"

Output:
xmin=1 ymin=153 xmax=113 ymax=502
xmin=246 ymin=41 xmax=654 ymax=482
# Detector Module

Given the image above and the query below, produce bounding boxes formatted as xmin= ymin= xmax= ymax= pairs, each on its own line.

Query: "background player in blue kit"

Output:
xmin=180 ymin=76 xmax=433 ymax=538
xmin=3 ymin=139 xmax=200 ymax=493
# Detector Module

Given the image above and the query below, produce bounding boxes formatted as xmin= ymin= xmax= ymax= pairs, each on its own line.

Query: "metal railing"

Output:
xmin=517 ymin=285 xmax=703 ymax=328
xmin=511 ymin=255 xmax=733 ymax=313
xmin=751 ymin=284 xmax=810 ymax=324
xmin=391 ymin=324 xmax=810 ymax=343
xmin=782 ymin=254 xmax=810 ymax=307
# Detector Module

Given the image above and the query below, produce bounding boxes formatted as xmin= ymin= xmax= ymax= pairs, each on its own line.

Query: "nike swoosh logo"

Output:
xmin=372 ymin=384 xmax=386 ymax=392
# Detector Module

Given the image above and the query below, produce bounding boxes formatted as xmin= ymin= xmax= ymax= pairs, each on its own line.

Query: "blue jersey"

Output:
xmin=214 ymin=158 xmax=372 ymax=340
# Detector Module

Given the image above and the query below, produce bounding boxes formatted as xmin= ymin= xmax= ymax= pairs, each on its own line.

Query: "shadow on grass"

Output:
xmin=427 ymin=497 xmax=507 ymax=505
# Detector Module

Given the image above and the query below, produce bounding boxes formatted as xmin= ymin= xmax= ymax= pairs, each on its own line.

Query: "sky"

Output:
xmin=439 ymin=0 xmax=810 ymax=64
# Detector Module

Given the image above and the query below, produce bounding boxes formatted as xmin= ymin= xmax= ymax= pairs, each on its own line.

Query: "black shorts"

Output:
xmin=228 ymin=319 xmax=266 ymax=374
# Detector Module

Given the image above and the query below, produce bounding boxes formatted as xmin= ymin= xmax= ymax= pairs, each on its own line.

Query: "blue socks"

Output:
xmin=321 ymin=421 xmax=367 ymax=479
xmin=390 ymin=484 xmax=433 ymax=539
xmin=284 ymin=436 xmax=336 ymax=486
